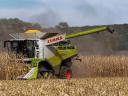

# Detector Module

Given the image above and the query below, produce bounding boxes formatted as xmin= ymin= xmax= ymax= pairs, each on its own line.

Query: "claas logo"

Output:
xmin=45 ymin=34 xmax=66 ymax=45
xmin=47 ymin=36 xmax=63 ymax=43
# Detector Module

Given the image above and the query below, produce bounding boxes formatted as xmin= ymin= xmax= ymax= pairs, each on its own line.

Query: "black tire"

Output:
xmin=59 ymin=66 xmax=72 ymax=79
xmin=37 ymin=71 xmax=54 ymax=79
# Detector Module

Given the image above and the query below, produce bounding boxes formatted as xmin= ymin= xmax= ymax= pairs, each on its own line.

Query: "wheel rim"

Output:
xmin=66 ymin=71 xmax=71 ymax=79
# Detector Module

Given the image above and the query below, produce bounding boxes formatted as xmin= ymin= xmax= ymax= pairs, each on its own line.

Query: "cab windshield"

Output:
xmin=5 ymin=40 xmax=38 ymax=58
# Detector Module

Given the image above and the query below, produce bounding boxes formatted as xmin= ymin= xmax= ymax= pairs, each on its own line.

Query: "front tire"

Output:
xmin=37 ymin=71 xmax=54 ymax=79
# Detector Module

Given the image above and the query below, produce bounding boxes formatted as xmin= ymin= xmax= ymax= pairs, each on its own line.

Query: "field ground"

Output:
xmin=0 ymin=78 xmax=128 ymax=96
xmin=1 ymin=54 xmax=128 ymax=95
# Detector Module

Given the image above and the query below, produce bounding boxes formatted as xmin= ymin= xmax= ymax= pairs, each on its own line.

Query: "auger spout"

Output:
xmin=66 ymin=26 xmax=114 ymax=39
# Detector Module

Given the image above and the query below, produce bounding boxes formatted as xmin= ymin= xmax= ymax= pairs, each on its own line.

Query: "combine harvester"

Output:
xmin=4 ymin=26 xmax=113 ymax=79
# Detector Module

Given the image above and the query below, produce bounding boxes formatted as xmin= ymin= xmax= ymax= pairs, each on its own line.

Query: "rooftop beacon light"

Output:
xmin=25 ymin=30 xmax=41 ymax=33
xmin=24 ymin=29 xmax=42 ymax=39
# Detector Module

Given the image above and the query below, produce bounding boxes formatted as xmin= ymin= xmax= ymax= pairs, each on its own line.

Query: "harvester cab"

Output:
xmin=4 ymin=26 xmax=114 ymax=80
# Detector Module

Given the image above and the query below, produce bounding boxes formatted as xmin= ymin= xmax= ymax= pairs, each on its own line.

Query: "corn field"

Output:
xmin=0 ymin=52 xmax=28 ymax=80
xmin=1 ymin=52 xmax=128 ymax=80
xmin=72 ymin=55 xmax=128 ymax=77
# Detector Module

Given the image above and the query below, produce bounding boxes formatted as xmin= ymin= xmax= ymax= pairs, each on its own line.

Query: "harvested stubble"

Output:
xmin=72 ymin=56 xmax=128 ymax=78
xmin=0 ymin=53 xmax=28 ymax=80
xmin=0 ymin=78 xmax=128 ymax=96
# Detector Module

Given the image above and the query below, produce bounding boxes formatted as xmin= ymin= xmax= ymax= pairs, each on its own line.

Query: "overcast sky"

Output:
xmin=0 ymin=0 xmax=128 ymax=27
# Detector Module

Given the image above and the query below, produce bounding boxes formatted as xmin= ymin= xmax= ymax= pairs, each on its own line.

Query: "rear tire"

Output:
xmin=59 ymin=66 xmax=72 ymax=79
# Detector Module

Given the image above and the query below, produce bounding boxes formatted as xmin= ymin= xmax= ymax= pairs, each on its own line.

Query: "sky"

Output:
xmin=0 ymin=0 xmax=128 ymax=27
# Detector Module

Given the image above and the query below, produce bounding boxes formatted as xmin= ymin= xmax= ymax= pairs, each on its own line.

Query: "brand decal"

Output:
xmin=45 ymin=34 xmax=65 ymax=45
xmin=47 ymin=36 xmax=63 ymax=43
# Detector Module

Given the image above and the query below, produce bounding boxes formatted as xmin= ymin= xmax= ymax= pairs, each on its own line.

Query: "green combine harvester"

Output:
xmin=4 ymin=26 xmax=113 ymax=79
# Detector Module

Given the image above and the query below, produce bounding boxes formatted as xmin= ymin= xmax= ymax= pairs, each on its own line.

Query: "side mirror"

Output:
xmin=74 ymin=55 xmax=82 ymax=62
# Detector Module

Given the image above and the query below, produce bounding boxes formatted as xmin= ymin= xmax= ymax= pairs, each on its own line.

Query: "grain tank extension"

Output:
xmin=4 ymin=27 xmax=114 ymax=79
